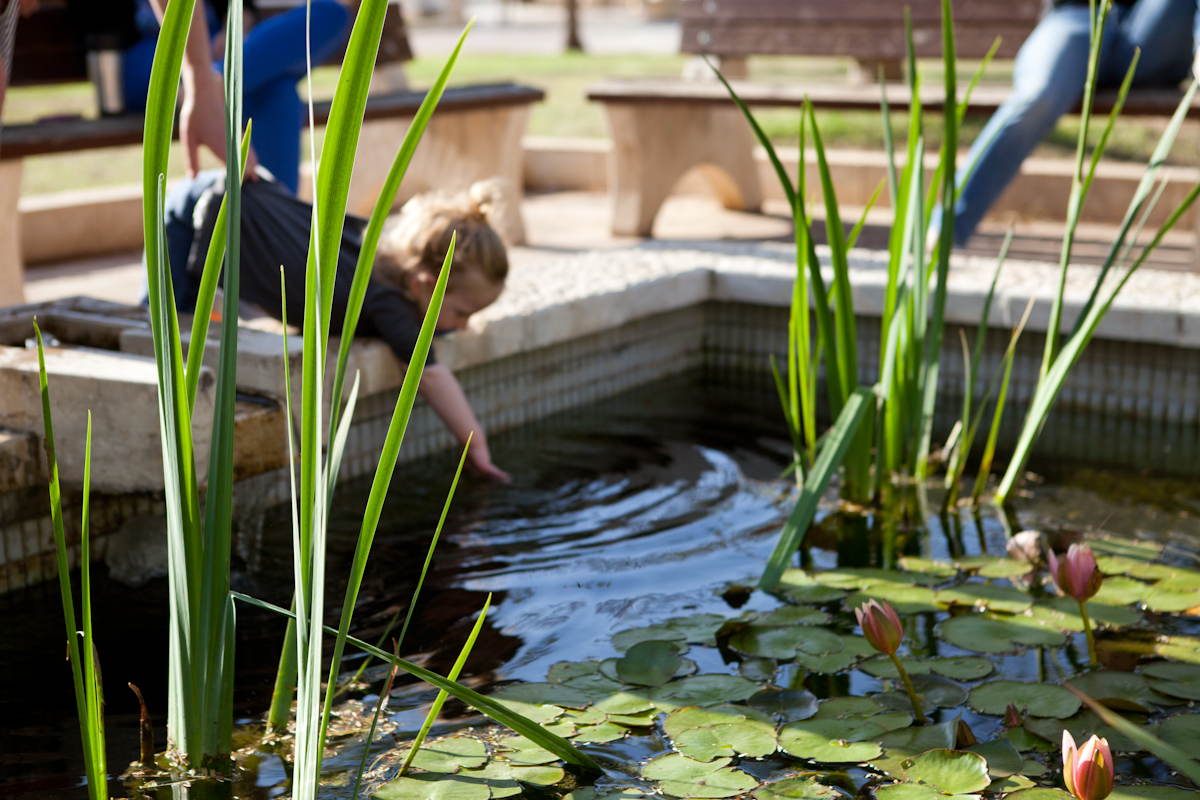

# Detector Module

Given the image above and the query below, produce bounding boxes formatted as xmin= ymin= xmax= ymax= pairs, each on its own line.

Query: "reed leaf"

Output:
xmin=971 ymin=297 xmax=1034 ymax=506
xmin=230 ymin=592 xmax=603 ymax=772
xmin=760 ymin=386 xmax=875 ymax=588
xmin=401 ymin=595 xmax=492 ymax=775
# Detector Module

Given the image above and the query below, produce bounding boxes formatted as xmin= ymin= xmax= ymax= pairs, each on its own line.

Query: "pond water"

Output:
xmin=2 ymin=372 xmax=1199 ymax=799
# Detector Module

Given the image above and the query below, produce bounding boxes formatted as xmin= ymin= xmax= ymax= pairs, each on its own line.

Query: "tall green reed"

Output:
xmin=35 ymin=323 xmax=107 ymax=799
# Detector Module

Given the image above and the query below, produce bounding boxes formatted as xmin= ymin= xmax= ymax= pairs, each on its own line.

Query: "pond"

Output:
xmin=2 ymin=372 xmax=1199 ymax=799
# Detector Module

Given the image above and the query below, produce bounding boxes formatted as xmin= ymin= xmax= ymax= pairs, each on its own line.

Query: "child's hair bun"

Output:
xmin=467 ymin=178 xmax=505 ymax=222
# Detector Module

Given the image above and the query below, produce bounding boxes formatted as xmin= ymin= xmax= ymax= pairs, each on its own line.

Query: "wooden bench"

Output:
xmin=589 ymin=0 xmax=1193 ymax=237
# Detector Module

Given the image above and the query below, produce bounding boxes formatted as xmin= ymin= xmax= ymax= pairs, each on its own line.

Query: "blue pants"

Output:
xmin=124 ymin=0 xmax=351 ymax=195
xmin=945 ymin=0 xmax=1199 ymax=245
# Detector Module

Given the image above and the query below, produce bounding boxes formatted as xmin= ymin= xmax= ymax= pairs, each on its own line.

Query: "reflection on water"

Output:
xmin=3 ymin=372 xmax=1200 ymax=797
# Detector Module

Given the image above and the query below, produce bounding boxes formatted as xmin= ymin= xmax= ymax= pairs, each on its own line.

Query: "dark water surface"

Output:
xmin=3 ymin=373 xmax=1200 ymax=797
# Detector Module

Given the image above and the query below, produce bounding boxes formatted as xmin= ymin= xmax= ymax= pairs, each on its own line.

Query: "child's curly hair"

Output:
xmin=373 ymin=179 xmax=509 ymax=293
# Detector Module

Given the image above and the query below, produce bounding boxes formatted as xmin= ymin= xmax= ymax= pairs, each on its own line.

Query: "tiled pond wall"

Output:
xmin=5 ymin=242 xmax=1200 ymax=593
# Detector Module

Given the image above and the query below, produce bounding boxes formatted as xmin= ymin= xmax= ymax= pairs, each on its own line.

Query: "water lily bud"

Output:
xmin=956 ymin=718 xmax=979 ymax=747
xmin=1048 ymin=543 xmax=1104 ymax=602
xmin=1003 ymin=703 xmax=1023 ymax=728
xmin=1008 ymin=530 xmax=1043 ymax=564
xmin=1063 ymin=731 xmax=1114 ymax=800
xmin=855 ymin=598 xmax=904 ymax=655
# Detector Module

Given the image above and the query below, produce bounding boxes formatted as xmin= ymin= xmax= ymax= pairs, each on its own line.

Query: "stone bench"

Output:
xmin=587 ymin=78 xmax=1200 ymax=238
xmin=0 ymin=82 xmax=544 ymax=306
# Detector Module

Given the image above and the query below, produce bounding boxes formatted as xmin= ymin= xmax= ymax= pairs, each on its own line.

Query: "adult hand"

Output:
xmin=180 ymin=66 xmax=259 ymax=179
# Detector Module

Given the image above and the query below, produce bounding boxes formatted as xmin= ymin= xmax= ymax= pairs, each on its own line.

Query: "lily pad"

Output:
xmin=663 ymin=704 xmax=771 ymax=738
xmin=1156 ymin=635 xmax=1200 ymax=664
xmin=778 ymin=719 xmax=885 ymax=763
xmin=1067 ymin=671 xmax=1164 ymax=711
xmin=492 ymin=699 xmax=565 ymax=724
xmin=900 ymin=749 xmax=990 ymax=795
xmin=812 ymin=696 xmax=885 ymax=720
xmin=931 ymin=656 xmax=996 ymax=681
xmin=608 ymin=710 xmax=659 ymax=727
xmin=495 ymin=736 xmax=559 ymax=766
xmin=616 ymin=640 xmax=684 ymax=687
xmin=1004 ymin=790 xmax=1072 ymax=800
xmin=1023 ymin=710 xmax=1147 ymax=753
xmin=548 ymin=661 xmax=602 ymax=683
xmin=565 ymin=790 xmax=654 ymax=800
xmin=1002 ymin=726 xmax=1057 ymax=752
xmin=869 ymin=720 xmax=957 ymax=778
xmin=990 ymin=776 xmax=1036 ymax=793
xmin=1142 ymin=589 xmax=1200 ymax=613
xmin=844 ymin=585 xmax=941 ymax=615
xmin=899 ymin=557 xmax=959 ymax=585
xmin=747 ymin=686 xmax=820 ymax=723
xmin=965 ymin=738 xmax=1023 ymax=778
xmin=1089 ymin=535 xmax=1162 ymax=561
xmin=1110 ymin=789 xmax=1200 ymax=800
xmin=878 ymin=674 xmax=967 ymax=713
xmin=1159 ymin=712 xmax=1200 ymax=758
xmin=1093 ymin=576 xmax=1151 ymax=606
xmin=754 ymin=777 xmax=848 ymax=800
xmin=776 ymin=570 xmax=849 ymax=603
xmin=969 ymin=681 xmax=1081 ymax=718
xmin=650 ymin=675 xmax=760 ymax=711
xmin=374 ymin=772 xmax=493 ymax=800
xmin=753 ymin=606 xmax=832 ymax=626
xmin=939 ymin=613 xmax=1065 ymax=653
xmin=740 ymin=657 xmax=778 ymax=683
xmin=491 ymin=682 xmax=592 ymax=709
xmin=675 ymin=720 xmax=777 ymax=761
xmin=593 ymin=689 xmax=656 ymax=715
xmin=612 ymin=624 xmax=688 ymax=652
xmin=1154 ymin=569 xmax=1200 ymax=592
xmin=1096 ymin=556 xmax=1174 ymax=579
xmin=860 ymin=659 xmax=933 ymax=679
xmin=560 ymin=671 xmax=628 ymax=698
xmin=642 ymin=754 xmax=759 ymax=799
xmin=666 ymin=614 xmax=729 ymax=645
xmin=794 ymin=635 xmax=876 ymax=674
xmin=871 ymin=785 xmax=945 ymax=800
xmin=1031 ymin=597 xmax=1142 ymax=631
xmin=815 ymin=568 xmax=917 ymax=589
xmin=727 ymin=625 xmax=845 ymax=660
xmin=936 ymin=583 xmax=1032 ymax=614
xmin=960 ymin=557 xmax=1034 ymax=579
xmin=573 ymin=722 xmax=628 ymax=744
xmin=395 ymin=737 xmax=489 ymax=773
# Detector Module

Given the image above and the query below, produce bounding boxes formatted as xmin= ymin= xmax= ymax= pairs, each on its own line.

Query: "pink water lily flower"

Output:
xmin=855 ymin=598 xmax=904 ymax=655
xmin=1048 ymin=543 xmax=1104 ymax=602
xmin=1063 ymin=731 xmax=1114 ymax=800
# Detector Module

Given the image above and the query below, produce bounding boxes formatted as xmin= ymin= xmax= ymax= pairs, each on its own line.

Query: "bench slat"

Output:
xmin=587 ymin=79 xmax=1200 ymax=119
xmin=680 ymin=0 xmax=1042 ymax=24
xmin=0 ymin=83 xmax=545 ymax=160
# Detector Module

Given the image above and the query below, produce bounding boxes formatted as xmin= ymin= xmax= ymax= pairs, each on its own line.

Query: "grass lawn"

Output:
xmin=4 ymin=51 xmax=1197 ymax=196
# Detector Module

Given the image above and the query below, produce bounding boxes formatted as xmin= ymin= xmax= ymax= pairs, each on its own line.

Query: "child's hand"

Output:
xmin=468 ymin=448 xmax=511 ymax=483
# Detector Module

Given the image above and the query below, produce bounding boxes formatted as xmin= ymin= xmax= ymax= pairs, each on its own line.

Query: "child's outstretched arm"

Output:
xmin=418 ymin=364 xmax=511 ymax=483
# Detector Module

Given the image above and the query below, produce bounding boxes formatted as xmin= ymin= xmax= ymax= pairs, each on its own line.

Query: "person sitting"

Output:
xmin=943 ymin=0 xmax=1198 ymax=246
xmin=161 ymin=170 xmax=512 ymax=482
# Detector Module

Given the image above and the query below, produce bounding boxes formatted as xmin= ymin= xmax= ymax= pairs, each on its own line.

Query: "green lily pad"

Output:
xmin=394 ymin=737 xmax=489 ymax=773
xmin=374 ymin=772 xmax=493 ymax=800
xmin=754 ymin=776 xmax=848 ymax=800
xmin=1156 ymin=635 xmax=1200 ymax=664
xmin=1146 ymin=678 xmax=1200 ymax=701
xmin=1067 ymin=671 xmax=1164 ymax=711
xmin=740 ymin=658 xmax=777 ymax=683
xmin=753 ymin=606 xmax=832 ymax=626
xmin=608 ymin=710 xmax=658 ymax=727
xmin=495 ymin=736 xmax=559 ymax=765
xmin=860 ymin=659 xmax=933 ymax=679
xmin=1095 ymin=556 xmax=1174 ymax=579
xmin=564 ymin=790 xmax=655 ymax=800
xmin=1093 ymin=576 xmax=1151 ymax=606
xmin=1142 ymin=589 xmax=1200 ymax=613
xmin=492 ymin=699 xmax=565 ymax=724
xmin=815 ymin=568 xmax=917 ymax=589
xmin=1001 ymin=726 xmax=1057 ymax=752
xmin=899 ymin=557 xmax=959 ymax=585
xmin=675 ymin=720 xmax=778 ymax=761
xmin=869 ymin=720 xmax=957 ymax=778
xmin=936 ymin=583 xmax=1032 ymax=614
xmin=747 ymin=687 xmax=819 ymax=723
xmin=844 ymin=585 xmax=941 ymax=615
xmin=1023 ymin=710 xmax=1148 ymax=753
xmin=491 ymin=682 xmax=592 ymax=709
xmin=965 ymin=738 xmax=1023 ymax=778
xmin=878 ymin=674 xmax=968 ymax=713
xmin=776 ymin=570 xmax=849 ymax=604
xmin=486 ymin=761 xmax=565 ymax=789
xmin=969 ymin=681 xmax=1081 ymax=718
xmin=560 ymin=671 xmax=628 ymax=698
xmin=665 ymin=614 xmax=729 ymax=645
xmin=663 ymin=703 xmax=771 ymax=737
xmin=813 ymin=696 xmax=885 ymax=720
xmin=616 ymin=640 xmax=685 ymax=687
xmin=900 ymin=749 xmax=990 ymax=795
xmin=728 ymin=625 xmax=845 ymax=660
xmin=568 ymin=722 xmax=626 ymax=744
xmin=1090 ymin=535 xmax=1162 ymax=560
xmin=795 ymin=635 xmax=876 ymax=674
xmin=1004 ymin=790 xmax=1073 ymax=800
xmin=1159 ymin=712 xmax=1200 ymax=758
xmin=642 ymin=754 xmax=758 ymax=799
xmin=612 ymin=624 xmax=688 ymax=652
xmin=1110 ymin=788 xmax=1200 ymax=800
xmin=548 ymin=661 xmax=602 ymax=683
xmin=778 ymin=719 xmax=885 ymax=763
xmin=601 ymin=655 xmax=696 ymax=684
xmin=1144 ymin=662 xmax=1200 ymax=681
xmin=963 ymin=557 xmax=1034 ymax=579
xmin=650 ymin=675 xmax=760 ymax=711
xmin=990 ymin=776 xmax=1037 ymax=793
xmin=561 ymin=707 xmax=607 ymax=725
xmin=1031 ymin=597 xmax=1142 ymax=631
xmin=931 ymin=656 xmax=996 ymax=681
xmin=1154 ymin=568 xmax=1200 ymax=592
xmin=871 ymin=784 xmax=945 ymax=800
xmin=1020 ymin=760 xmax=1047 ymax=776
xmin=939 ymin=613 xmax=1065 ymax=653
xmin=593 ymin=689 xmax=656 ymax=715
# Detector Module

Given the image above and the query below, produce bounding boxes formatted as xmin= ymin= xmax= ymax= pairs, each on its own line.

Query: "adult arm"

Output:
xmin=145 ymin=0 xmax=258 ymax=177
xmin=418 ymin=364 xmax=511 ymax=483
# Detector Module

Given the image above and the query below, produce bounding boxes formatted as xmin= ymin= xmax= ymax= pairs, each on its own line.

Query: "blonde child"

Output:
xmin=159 ymin=169 xmax=511 ymax=481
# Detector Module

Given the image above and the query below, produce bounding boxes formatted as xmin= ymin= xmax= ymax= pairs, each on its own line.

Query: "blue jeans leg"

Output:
xmin=140 ymin=170 xmax=224 ymax=311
